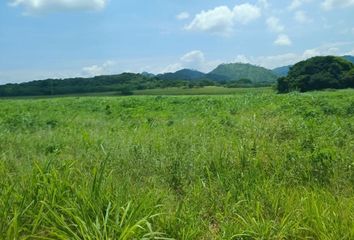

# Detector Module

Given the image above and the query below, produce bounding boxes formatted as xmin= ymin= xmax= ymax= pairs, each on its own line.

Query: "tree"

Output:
xmin=277 ymin=56 xmax=354 ymax=93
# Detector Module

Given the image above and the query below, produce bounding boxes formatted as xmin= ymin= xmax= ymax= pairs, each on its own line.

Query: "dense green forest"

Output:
xmin=277 ymin=56 xmax=354 ymax=93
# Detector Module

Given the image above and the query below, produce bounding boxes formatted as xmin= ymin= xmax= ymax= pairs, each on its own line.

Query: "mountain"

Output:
xmin=157 ymin=69 xmax=206 ymax=81
xmin=141 ymin=72 xmax=155 ymax=78
xmin=342 ymin=55 xmax=354 ymax=64
xmin=272 ymin=66 xmax=291 ymax=77
xmin=209 ymin=63 xmax=278 ymax=83
xmin=277 ymin=56 xmax=354 ymax=93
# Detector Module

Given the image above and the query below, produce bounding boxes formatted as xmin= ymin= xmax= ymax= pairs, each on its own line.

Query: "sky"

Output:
xmin=1 ymin=0 xmax=354 ymax=83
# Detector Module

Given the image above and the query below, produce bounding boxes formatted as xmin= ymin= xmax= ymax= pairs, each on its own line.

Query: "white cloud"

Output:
xmin=162 ymin=50 xmax=205 ymax=73
xmin=288 ymin=0 xmax=312 ymax=10
xmin=322 ymin=0 xmax=354 ymax=10
xmin=9 ymin=0 xmax=107 ymax=14
xmin=245 ymin=43 xmax=346 ymax=68
xmin=233 ymin=3 xmax=261 ymax=24
xmin=176 ymin=11 xmax=190 ymax=20
xmin=294 ymin=10 xmax=312 ymax=23
xmin=185 ymin=3 xmax=261 ymax=34
xmin=233 ymin=54 xmax=252 ymax=64
xmin=274 ymin=34 xmax=292 ymax=46
xmin=185 ymin=6 xmax=234 ymax=34
xmin=161 ymin=50 xmax=221 ymax=73
xmin=81 ymin=60 xmax=115 ymax=77
xmin=180 ymin=50 xmax=205 ymax=64
xmin=266 ymin=17 xmax=284 ymax=32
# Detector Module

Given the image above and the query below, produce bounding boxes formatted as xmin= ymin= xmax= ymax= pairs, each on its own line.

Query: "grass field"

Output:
xmin=0 ymin=88 xmax=353 ymax=239
xmin=0 ymin=86 xmax=272 ymax=99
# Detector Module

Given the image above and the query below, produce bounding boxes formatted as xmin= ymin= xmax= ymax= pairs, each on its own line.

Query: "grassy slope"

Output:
xmin=0 ymin=89 xmax=353 ymax=239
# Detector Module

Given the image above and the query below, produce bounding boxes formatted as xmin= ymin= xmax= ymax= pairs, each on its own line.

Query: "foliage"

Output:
xmin=277 ymin=56 xmax=354 ymax=93
xmin=0 ymin=71 xmax=273 ymax=97
xmin=157 ymin=69 xmax=206 ymax=81
xmin=209 ymin=63 xmax=278 ymax=83
xmin=0 ymin=89 xmax=353 ymax=239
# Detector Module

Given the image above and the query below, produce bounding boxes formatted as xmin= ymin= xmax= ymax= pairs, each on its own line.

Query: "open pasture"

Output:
xmin=0 ymin=89 xmax=353 ymax=239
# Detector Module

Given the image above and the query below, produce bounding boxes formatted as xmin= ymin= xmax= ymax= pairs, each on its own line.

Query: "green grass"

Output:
xmin=1 ymin=86 xmax=272 ymax=99
xmin=0 ymin=88 xmax=353 ymax=239
xmin=133 ymin=86 xmax=272 ymax=95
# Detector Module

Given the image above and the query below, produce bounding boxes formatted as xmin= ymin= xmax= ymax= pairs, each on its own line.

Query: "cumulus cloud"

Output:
xmin=185 ymin=3 xmax=261 ymax=34
xmin=294 ymin=10 xmax=312 ymax=23
xmin=9 ymin=0 xmax=107 ymax=14
xmin=180 ymin=50 xmax=205 ymax=65
xmin=185 ymin=6 xmax=234 ymax=34
xmin=233 ymin=3 xmax=262 ymax=24
xmin=81 ymin=60 xmax=115 ymax=77
xmin=274 ymin=34 xmax=292 ymax=46
xmin=176 ymin=12 xmax=190 ymax=20
xmin=161 ymin=50 xmax=221 ymax=73
xmin=162 ymin=50 xmax=205 ymax=73
xmin=322 ymin=0 xmax=354 ymax=10
xmin=266 ymin=17 xmax=284 ymax=32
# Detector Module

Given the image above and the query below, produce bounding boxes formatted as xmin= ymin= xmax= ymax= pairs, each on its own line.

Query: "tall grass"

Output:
xmin=0 ymin=89 xmax=353 ymax=239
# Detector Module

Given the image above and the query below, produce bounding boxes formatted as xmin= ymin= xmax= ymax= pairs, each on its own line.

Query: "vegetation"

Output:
xmin=273 ymin=55 xmax=354 ymax=78
xmin=277 ymin=56 xmax=354 ymax=93
xmin=209 ymin=63 xmax=278 ymax=83
xmin=0 ymin=70 xmax=273 ymax=98
xmin=157 ymin=69 xmax=206 ymax=81
xmin=0 ymin=88 xmax=353 ymax=239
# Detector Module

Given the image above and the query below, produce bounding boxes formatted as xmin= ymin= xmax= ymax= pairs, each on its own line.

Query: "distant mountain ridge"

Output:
xmin=157 ymin=69 xmax=205 ymax=81
xmin=2 ymin=55 xmax=352 ymax=97
xmin=157 ymin=63 xmax=278 ymax=83
xmin=272 ymin=66 xmax=291 ymax=77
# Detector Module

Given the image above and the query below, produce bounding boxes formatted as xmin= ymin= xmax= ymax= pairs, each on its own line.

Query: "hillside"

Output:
xmin=157 ymin=69 xmax=205 ymax=81
xmin=277 ymin=56 xmax=354 ymax=93
xmin=343 ymin=55 xmax=354 ymax=64
xmin=272 ymin=66 xmax=291 ymax=77
xmin=209 ymin=63 xmax=278 ymax=83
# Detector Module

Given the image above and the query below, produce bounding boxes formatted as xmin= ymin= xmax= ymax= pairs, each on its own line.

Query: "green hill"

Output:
xmin=277 ymin=56 xmax=354 ymax=93
xmin=157 ymin=69 xmax=206 ymax=81
xmin=209 ymin=63 xmax=278 ymax=83
xmin=272 ymin=66 xmax=291 ymax=77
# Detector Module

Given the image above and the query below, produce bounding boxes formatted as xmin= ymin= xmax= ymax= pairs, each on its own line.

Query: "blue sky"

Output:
xmin=1 ymin=0 xmax=354 ymax=83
